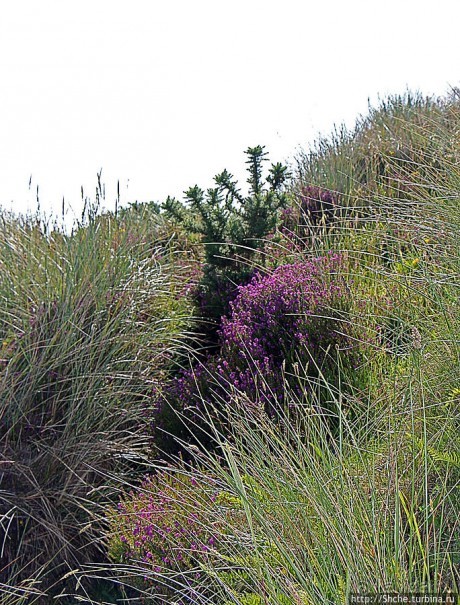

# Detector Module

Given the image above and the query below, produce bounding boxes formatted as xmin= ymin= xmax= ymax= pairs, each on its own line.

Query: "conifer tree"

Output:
xmin=163 ymin=146 xmax=289 ymax=323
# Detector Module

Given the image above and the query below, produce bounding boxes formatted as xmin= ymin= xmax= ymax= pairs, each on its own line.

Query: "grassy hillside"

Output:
xmin=0 ymin=91 xmax=459 ymax=604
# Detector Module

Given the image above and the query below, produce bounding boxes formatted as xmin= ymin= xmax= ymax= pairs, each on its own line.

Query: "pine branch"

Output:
xmin=245 ymin=145 xmax=268 ymax=195
xmin=267 ymin=162 xmax=289 ymax=191
xmin=215 ymin=169 xmax=244 ymax=207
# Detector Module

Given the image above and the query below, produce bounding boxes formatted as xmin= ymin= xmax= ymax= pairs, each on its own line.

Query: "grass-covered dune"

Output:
xmin=0 ymin=91 xmax=459 ymax=604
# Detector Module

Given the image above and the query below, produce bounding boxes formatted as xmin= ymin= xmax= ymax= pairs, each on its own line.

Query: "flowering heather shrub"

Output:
xmin=152 ymin=255 xmax=354 ymax=454
xmin=108 ymin=469 xmax=241 ymax=598
xmin=217 ymin=254 xmax=350 ymax=413
xmin=108 ymin=469 xmax=295 ymax=602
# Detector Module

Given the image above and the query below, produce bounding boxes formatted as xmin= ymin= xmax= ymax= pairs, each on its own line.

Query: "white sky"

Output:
xmin=1 ymin=0 xmax=459 ymax=222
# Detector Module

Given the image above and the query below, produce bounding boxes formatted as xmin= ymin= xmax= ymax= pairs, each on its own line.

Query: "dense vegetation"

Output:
xmin=0 ymin=91 xmax=459 ymax=604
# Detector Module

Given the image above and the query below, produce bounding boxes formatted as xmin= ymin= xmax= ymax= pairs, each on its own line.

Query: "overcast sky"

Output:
xmin=1 ymin=0 xmax=459 ymax=221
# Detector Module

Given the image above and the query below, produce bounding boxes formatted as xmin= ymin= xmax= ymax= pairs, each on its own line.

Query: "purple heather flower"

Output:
xmin=150 ymin=254 xmax=353 ymax=433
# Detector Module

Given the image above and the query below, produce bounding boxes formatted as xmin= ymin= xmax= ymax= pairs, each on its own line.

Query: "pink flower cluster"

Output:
xmin=216 ymin=255 xmax=348 ymax=412
xmin=110 ymin=471 xmax=221 ymax=576
xmin=151 ymin=255 xmax=352 ymax=448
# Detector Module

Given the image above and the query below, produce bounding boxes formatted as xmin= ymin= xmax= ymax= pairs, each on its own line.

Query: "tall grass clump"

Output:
xmin=106 ymin=91 xmax=459 ymax=603
xmin=0 ymin=203 xmax=195 ymax=602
